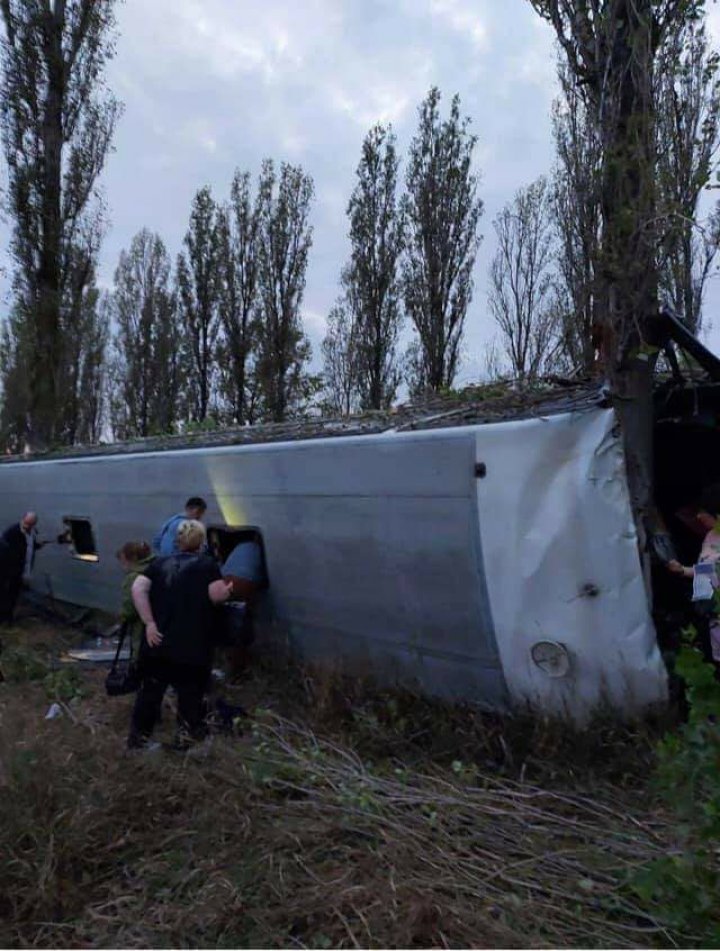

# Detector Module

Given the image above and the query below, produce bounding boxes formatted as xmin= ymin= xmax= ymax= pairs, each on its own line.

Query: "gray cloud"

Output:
xmin=105 ymin=0 xmax=561 ymax=381
xmin=3 ymin=0 xmax=718 ymax=382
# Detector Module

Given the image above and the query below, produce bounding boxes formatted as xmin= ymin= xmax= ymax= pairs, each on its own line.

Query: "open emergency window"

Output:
xmin=207 ymin=525 xmax=269 ymax=590
xmin=62 ymin=516 xmax=99 ymax=563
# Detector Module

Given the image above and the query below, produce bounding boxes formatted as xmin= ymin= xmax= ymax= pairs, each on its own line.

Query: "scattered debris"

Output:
xmin=44 ymin=703 xmax=62 ymax=720
xmin=62 ymin=647 xmax=129 ymax=664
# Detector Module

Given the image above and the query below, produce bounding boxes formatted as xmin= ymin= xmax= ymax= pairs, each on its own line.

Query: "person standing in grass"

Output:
xmin=668 ymin=483 xmax=720 ymax=663
xmin=0 ymin=512 xmax=48 ymax=624
xmin=129 ymin=519 xmax=233 ymax=750
xmin=116 ymin=541 xmax=155 ymax=657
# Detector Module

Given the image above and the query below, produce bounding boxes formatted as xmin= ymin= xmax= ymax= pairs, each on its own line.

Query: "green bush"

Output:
xmin=629 ymin=629 xmax=720 ymax=944
xmin=1 ymin=642 xmax=85 ymax=703
xmin=1 ymin=645 xmax=49 ymax=683
xmin=43 ymin=666 xmax=85 ymax=702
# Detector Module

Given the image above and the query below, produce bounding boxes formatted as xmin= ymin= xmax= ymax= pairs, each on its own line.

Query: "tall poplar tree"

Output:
xmin=109 ymin=230 xmax=181 ymax=439
xmin=342 ymin=124 xmax=404 ymax=410
xmin=529 ymin=0 xmax=707 ymax=539
xmin=403 ymin=88 xmax=483 ymax=393
xmin=177 ymin=186 xmax=221 ymax=424
xmin=255 ymin=160 xmax=314 ymax=422
xmin=0 ymin=0 xmax=121 ymax=448
xmin=216 ymin=170 xmax=261 ymax=424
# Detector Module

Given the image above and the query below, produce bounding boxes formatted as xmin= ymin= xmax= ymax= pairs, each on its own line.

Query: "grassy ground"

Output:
xmin=0 ymin=612 xmax=694 ymax=949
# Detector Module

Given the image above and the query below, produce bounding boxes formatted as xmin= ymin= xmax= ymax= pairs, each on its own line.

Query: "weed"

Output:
xmin=182 ymin=417 xmax=222 ymax=434
xmin=628 ymin=628 xmax=720 ymax=945
xmin=0 ymin=618 xmax=694 ymax=948
xmin=1 ymin=645 xmax=49 ymax=682
xmin=43 ymin=665 xmax=86 ymax=702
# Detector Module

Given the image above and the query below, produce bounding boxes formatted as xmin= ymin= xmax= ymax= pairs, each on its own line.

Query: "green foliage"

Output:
xmin=43 ymin=666 xmax=86 ymax=703
xmin=403 ymin=86 xmax=483 ymax=393
xmin=337 ymin=122 xmax=405 ymax=412
xmin=215 ymin=169 xmax=262 ymax=427
xmin=629 ymin=629 xmax=720 ymax=943
xmin=1 ymin=645 xmax=50 ymax=683
xmin=672 ymin=631 xmax=720 ymax=727
xmin=0 ymin=0 xmax=120 ymax=449
xmin=182 ymin=417 xmax=222 ymax=435
xmin=255 ymin=159 xmax=315 ymax=423
xmin=177 ymin=186 xmax=222 ymax=424
xmin=109 ymin=229 xmax=181 ymax=440
xmin=1 ymin=646 xmax=84 ymax=702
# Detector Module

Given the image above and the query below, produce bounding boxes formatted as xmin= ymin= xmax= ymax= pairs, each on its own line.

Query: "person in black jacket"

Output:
xmin=0 ymin=512 xmax=46 ymax=624
xmin=128 ymin=519 xmax=233 ymax=750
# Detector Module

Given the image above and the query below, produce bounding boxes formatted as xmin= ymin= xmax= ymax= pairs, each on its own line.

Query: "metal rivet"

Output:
xmin=475 ymin=462 xmax=487 ymax=478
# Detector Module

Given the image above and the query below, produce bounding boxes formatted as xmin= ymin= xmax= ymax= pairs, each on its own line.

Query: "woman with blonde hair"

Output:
xmin=128 ymin=520 xmax=233 ymax=749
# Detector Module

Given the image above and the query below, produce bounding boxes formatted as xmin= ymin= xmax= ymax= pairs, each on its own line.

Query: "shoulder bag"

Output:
xmin=105 ymin=623 xmax=141 ymax=696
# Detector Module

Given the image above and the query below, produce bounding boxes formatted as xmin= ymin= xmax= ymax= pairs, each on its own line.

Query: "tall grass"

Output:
xmin=0 ymin=621 xmax=696 ymax=948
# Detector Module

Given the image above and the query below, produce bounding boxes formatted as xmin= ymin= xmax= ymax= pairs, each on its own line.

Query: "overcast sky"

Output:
xmin=6 ymin=0 xmax=720 ymax=379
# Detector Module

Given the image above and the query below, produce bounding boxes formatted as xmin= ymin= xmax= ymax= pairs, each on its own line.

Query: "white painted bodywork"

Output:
xmin=475 ymin=409 xmax=667 ymax=717
xmin=0 ymin=404 xmax=668 ymax=719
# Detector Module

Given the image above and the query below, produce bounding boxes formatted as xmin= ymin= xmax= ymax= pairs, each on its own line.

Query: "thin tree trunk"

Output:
xmin=600 ymin=0 xmax=659 ymax=588
xmin=33 ymin=4 xmax=66 ymax=447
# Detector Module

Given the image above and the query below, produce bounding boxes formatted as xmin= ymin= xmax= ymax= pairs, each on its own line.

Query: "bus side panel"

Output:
xmin=0 ymin=429 xmax=508 ymax=708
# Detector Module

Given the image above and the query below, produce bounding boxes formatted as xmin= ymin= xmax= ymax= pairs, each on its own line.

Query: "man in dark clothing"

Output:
xmin=129 ymin=518 xmax=232 ymax=749
xmin=0 ymin=512 xmax=46 ymax=624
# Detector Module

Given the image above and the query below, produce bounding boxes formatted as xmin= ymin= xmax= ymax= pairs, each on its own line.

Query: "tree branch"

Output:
xmin=0 ymin=0 xmax=15 ymax=47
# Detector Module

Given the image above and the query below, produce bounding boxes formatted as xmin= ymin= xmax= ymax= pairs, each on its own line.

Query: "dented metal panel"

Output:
xmin=475 ymin=408 xmax=667 ymax=717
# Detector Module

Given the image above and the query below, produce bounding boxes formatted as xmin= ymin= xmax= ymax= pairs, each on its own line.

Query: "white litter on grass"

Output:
xmin=44 ymin=703 xmax=62 ymax=720
xmin=62 ymin=648 xmax=129 ymax=663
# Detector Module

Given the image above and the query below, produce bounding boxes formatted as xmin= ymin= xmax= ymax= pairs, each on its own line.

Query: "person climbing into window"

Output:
xmin=152 ymin=496 xmax=207 ymax=556
xmin=208 ymin=529 xmax=266 ymax=690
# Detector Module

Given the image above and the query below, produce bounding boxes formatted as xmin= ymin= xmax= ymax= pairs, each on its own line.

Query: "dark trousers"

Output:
xmin=128 ymin=657 xmax=211 ymax=747
xmin=0 ymin=576 xmax=22 ymax=624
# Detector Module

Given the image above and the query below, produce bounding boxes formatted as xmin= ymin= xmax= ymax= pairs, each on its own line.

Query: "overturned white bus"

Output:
xmin=1 ymin=313 xmax=718 ymax=721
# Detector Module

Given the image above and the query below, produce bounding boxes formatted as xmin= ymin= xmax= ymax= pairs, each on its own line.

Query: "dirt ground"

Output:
xmin=0 ymin=607 xmax=689 ymax=949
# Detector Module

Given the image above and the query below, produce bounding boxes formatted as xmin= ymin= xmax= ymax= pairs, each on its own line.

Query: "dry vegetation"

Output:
xmin=0 ymin=614 xmax=695 ymax=949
